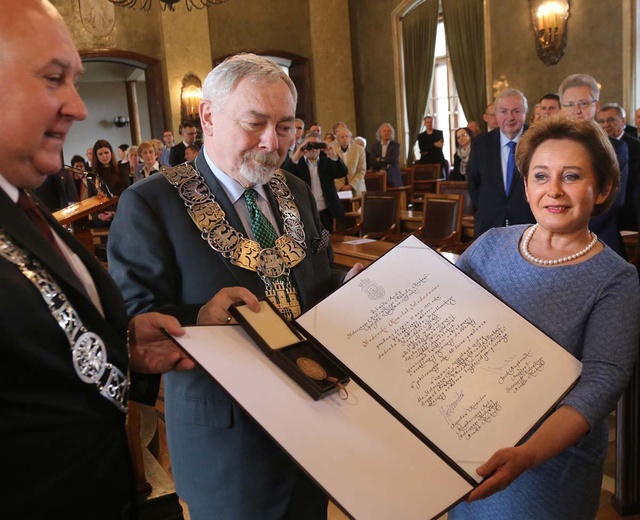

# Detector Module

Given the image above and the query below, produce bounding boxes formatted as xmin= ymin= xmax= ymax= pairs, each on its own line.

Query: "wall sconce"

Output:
xmin=180 ymin=73 xmax=203 ymax=123
xmin=529 ymin=0 xmax=570 ymax=66
xmin=114 ymin=116 xmax=130 ymax=128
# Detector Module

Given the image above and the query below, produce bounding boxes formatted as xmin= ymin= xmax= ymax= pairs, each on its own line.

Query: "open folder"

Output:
xmin=170 ymin=234 xmax=582 ymax=519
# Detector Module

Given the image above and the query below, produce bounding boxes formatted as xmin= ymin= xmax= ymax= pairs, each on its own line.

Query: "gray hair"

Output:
xmin=304 ymin=130 xmax=321 ymax=140
xmin=558 ymin=74 xmax=600 ymax=101
xmin=599 ymin=102 xmax=626 ymax=119
xmin=354 ymin=136 xmax=367 ymax=147
xmin=202 ymin=53 xmax=297 ymax=113
xmin=495 ymin=88 xmax=529 ymax=113
xmin=376 ymin=123 xmax=395 ymax=141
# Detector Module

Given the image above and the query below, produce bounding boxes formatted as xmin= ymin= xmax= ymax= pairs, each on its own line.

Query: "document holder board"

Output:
xmin=171 ymin=234 xmax=583 ymax=519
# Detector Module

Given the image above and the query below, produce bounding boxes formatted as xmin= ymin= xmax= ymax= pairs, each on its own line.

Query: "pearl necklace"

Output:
xmin=521 ymin=224 xmax=598 ymax=266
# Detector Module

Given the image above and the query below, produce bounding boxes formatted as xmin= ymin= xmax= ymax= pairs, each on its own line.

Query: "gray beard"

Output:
xmin=238 ymin=151 xmax=280 ymax=185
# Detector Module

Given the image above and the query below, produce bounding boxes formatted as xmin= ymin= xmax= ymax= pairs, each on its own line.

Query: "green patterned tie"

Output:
xmin=243 ymin=189 xmax=278 ymax=248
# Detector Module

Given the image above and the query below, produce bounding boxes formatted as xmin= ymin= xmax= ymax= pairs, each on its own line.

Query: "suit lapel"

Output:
xmin=0 ymin=189 xmax=93 ymax=300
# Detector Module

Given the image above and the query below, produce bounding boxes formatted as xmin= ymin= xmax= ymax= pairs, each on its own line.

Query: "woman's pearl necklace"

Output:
xmin=521 ymin=224 xmax=598 ymax=266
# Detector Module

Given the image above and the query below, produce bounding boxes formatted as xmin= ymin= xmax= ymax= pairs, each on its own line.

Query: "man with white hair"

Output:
xmin=559 ymin=73 xmax=629 ymax=256
xmin=467 ymin=88 xmax=535 ymax=237
xmin=333 ymin=126 xmax=367 ymax=196
xmin=109 ymin=53 xmax=361 ymax=519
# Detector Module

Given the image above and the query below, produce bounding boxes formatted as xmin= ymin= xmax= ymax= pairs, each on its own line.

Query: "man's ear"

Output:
xmin=200 ymin=101 xmax=214 ymax=137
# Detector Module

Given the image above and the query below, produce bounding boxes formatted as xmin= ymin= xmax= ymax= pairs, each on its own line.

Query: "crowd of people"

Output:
xmin=3 ymin=1 xmax=640 ymax=520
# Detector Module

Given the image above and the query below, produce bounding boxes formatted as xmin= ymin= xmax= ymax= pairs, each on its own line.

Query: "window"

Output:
xmin=414 ymin=20 xmax=467 ymax=164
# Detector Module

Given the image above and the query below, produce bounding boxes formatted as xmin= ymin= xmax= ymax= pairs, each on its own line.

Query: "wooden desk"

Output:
xmin=53 ymin=195 xmax=118 ymax=253
xmin=462 ymin=215 xmax=474 ymax=241
xmin=399 ymin=210 xmax=422 ymax=233
xmin=331 ymin=235 xmax=395 ymax=268
xmin=330 ymin=235 xmax=458 ymax=269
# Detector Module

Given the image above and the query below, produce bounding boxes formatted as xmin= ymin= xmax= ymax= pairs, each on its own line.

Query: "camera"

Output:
xmin=303 ymin=142 xmax=327 ymax=151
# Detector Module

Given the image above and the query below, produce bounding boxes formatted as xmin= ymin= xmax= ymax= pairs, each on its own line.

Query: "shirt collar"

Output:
xmin=499 ymin=127 xmax=524 ymax=147
xmin=0 ymin=172 xmax=19 ymax=203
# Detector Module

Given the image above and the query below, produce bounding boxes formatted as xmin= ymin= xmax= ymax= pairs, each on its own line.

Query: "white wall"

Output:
xmin=64 ymin=80 xmax=151 ymax=164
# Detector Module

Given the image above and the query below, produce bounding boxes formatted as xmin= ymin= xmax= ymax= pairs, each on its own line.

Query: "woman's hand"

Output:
xmin=467 ymin=405 xmax=589 ymax=502
xmin=467 ymin=446 xmax=536 ymax=502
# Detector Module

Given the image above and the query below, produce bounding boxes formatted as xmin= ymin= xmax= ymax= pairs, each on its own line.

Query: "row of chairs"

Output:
xmin=341 ymin=169 xmax=473 ymax=251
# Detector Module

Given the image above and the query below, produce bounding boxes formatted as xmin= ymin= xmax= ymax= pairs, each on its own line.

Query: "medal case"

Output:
xmin=230 ymin=298 xmax=350 ymax=400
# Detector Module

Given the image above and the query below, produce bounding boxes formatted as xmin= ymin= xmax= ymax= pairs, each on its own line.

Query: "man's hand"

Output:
xmin=340 ymin=184 xmax=353 ymax=192
xmin=324 ymin=143 xmax=338 ymax=160
xmin=128 ymin=312 xmax=195 ymax=374
xmin=344 ymin=263 xmax=365 ymax=283
xmin=435 ymin=139 xmax=444 ymax=148
xmin=197 ymin=286 xmax=261 ymax=325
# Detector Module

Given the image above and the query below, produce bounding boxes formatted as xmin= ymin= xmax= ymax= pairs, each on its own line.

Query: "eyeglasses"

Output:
xmin=561 ymin=100 xmax=597 ymax=111
xmin=596 ymin=117 xmax=622 ymax=124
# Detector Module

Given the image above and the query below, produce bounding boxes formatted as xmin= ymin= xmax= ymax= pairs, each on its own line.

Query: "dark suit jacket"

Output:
xmin=108 ymin=153 xmax=341 ymax=518
xmin=467 ymin=127 xmax=535 ymax=237
xmin=0 ymin=188 xmax=135 ymax=519
xmin=589 ymin=137 xmax=628 ymax=257
xmin=33 ymin=169 xmax=79 ymax=211
xmin=624 ymin=124 xmax=638 ymax=139
xmin=282 ymin=154 xmax=348 ymax=222
xmin=618 ymin=133 xmax=640 ymax=231
xmin=168 ymin=141 xmax=187 ymax=166
xmin=371 ymin=140 xmax=402 ymax=187
xmin=417 ymin=129 xmax=446 ymax=165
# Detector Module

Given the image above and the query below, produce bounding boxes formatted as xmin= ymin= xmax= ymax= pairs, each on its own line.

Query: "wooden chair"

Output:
xmin=386 ymin=185 xmax=411 ymax=211
xmin=410 ymin=164 xmax=441 ymax=209
xmin=436 ymin=180 xmax=472 ymax=215
xmin=364 ymin=170 xmax=387 ymax=192
xmin=410 ymin=193 xmax=464 ymax=249
xmin=399 ymin=168 xmax=411 ymax=186
xmin=341 ymin=191 xmax=400 ymax=240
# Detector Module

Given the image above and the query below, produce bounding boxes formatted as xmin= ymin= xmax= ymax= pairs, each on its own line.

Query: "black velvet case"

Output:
xmin=229 ymin=298 xmax=350 ymax=400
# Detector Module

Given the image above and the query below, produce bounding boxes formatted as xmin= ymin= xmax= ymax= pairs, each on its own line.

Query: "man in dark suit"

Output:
xmin=108 ymin=54 xmax=361 ymax=520
xmin=467 ymin=88 xmax=535 ymax=237
xmin=416 ymin=116 xmax=447 ymax=175
xmin=371 ymin=122 xmax=403 ymax=187
xmin=168 ymin=121 xmax=197 ymax=166
xmin=0 ymin=2 xmax=193 ymax=518
xmin=598 ymin=103 xmax=640 ymax=231
xmin=283 ymin=130 xmax=347 ymax=231
xmin=559 ymin=74 xmax=629 ymax=257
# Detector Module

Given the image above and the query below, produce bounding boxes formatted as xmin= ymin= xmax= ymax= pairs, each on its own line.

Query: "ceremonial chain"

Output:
xmin=0 ymin=230 xmax=129 ymax=412
xmin=521 ymin=224 xmax=598 ymax=266
xmin=161 ymin=164 xmax=307 ymax=319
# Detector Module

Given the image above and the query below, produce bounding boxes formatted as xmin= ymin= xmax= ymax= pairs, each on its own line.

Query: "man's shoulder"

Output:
xmin=471 ymin=128 xmax=499 ymax=149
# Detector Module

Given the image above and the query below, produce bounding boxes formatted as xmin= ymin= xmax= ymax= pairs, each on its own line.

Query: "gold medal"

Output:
xmin=296 ymin=357 xmax=327 ymax=380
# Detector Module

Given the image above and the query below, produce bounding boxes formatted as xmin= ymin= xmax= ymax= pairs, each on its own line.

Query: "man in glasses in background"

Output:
xmin=559 ymin=73 xmax=629 ymax=257
xmin=597 ymin=103 xmax=640 ymax=232
xmin=169 ymin=121 xmax=198 ymax=166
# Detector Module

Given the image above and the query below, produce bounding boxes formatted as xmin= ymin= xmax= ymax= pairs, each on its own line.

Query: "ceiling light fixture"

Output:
xmin=107 ymin=0 xmax=230 ymax=12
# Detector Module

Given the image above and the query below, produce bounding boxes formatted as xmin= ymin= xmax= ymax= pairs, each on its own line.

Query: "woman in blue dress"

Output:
xmin=450 ymin=116 xmax=640 ymax=519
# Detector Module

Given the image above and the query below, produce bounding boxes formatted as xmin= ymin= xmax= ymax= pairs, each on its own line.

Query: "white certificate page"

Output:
xmin=296 ymin=235 xmax=583 ymax=480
